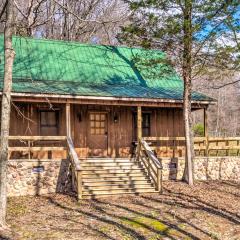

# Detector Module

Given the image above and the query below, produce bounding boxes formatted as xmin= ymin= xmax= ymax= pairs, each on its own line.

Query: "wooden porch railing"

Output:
xmin=8 ymin=135 xmax=83 ymax=200
xmin=66 ymin=137 xmax=82 ymax=200
xmin=143 ymin=136 xmax=240 ymax=157
xmin=8 ymin=136 xmax=67 ymax=159
xmin=136 ymin=139 xmax=163 ymax=192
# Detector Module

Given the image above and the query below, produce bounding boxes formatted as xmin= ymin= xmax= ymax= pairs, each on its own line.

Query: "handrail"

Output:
xmin=66 ymin=137 xmax=82 ymax=200
xmin=8 ymin=136 xmax=67 ymax=159
xmin=137 ymin=139 xmax=163 ymax=193
xmin=143 ymin=136 xmax=240 ymax=141
xmin=9 ymin=136 xmax=66 ymax=141
xmin=66 ymin=137 xmax=81 ymax=171
xmin=140 ymin=140 xmax=162 ymax=169
xmin=143 ymin=136 xmax=240 ymax=157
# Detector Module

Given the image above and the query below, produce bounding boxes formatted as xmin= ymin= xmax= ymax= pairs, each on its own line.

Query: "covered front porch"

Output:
xmin=9 ymin=95 xmax=198 ymax=159
xmin=7 ymin=97 xmax=240 ymax=199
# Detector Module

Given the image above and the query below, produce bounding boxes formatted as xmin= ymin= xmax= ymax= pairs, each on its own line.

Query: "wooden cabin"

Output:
xmin=0 ymin=35 xmax=214 ymax=198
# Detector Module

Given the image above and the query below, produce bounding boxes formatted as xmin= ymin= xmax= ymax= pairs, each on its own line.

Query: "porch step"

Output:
xmin=83 ymin=182 xmax=153 ymax=189
xmin=81 ymin=162 xmax=137 ymax=167
xmin=77 ymin=158 xmax=158 ymax=198
xmin=82 ymin=172 xmax=147 ymax=178
xmin=83 ymin=179 xmax=151 ymax=184
xmin=82 ymin=169 xmax=145 ymax=176
xmin=79 ymin=159 xmax=134 ymax=164
xmin=83 ymin=186 xmax=156 ymax=195
xmin=81 ymin=165 xmax=141 ymax=170
xmin=83 ymin=190 xmax=158 ymax=199
xmin=82 ymin=175 xmax=149 ymax=181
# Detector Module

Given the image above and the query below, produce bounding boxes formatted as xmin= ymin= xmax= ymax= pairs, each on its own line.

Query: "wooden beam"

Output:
xmin=9 ymin=147 xmax=66 ymax=151
xmin=204 ymin=108 xmax=209 ymax=157
xmin=143 ymin=136 xmax=240 ymax=142
xmin=8 ymin=136 xmax=66 ymax=141
xmin=10 ymin=94 xmax=213 ymax=108
xmin=137 ymin=106 xmax=142 ymax=140
xmin=204 ymin=108 xmax=208 ymax=138
xmin=66 ymin=103 xmax=71 ymax=137
xmin=9 ymin=92 xmax=213 ymax=105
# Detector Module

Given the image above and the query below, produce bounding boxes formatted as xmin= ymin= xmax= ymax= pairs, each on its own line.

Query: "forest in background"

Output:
xmin=0 ymin=0 xmax=239 ymax=137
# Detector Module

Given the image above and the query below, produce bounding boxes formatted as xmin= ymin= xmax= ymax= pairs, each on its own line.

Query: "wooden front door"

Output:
xmin=87 ymin=112 xmax=108 ymax=157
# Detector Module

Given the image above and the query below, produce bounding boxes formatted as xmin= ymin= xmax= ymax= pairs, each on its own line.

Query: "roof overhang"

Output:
xmin=8 ymin=92 xmax=216 ymax=109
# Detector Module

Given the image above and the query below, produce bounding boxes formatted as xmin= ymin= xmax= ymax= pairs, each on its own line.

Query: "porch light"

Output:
xmin=113 ymin=114 xmax=118 ymax=123
xmin=77 ymin=112 xmax=82 ymax=122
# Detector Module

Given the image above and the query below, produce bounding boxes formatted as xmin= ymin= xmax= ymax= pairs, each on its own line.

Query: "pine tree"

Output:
xmin=119 ymin=0 xmax=240 ymax=184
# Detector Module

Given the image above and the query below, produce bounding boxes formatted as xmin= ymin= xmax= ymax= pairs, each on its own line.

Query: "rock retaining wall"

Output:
xmin=7 ymin=159 xmax=71 ymax=196
xmin=161 ymin=157 xmax=240 ymax=181
xmin=7 ymin=157 xmax=239 ymax=196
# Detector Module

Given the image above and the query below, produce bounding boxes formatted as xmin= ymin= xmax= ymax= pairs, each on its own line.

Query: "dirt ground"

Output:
xmin=0 ymin=181 xmax=239 ymax=240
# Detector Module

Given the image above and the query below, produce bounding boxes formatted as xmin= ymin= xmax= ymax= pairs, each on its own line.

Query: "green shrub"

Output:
xmin=193 ymin=123 xmax=204 ymax=136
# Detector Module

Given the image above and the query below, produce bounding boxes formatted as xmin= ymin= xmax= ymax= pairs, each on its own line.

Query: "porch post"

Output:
xmin=66 ymin=103 xmax=71 ymax=138
xmin=204 ymin=107 xmax=209 ymax=157
xmin=204 ymin=107 xmax=208 ymax=138
xmin=137 ymin=106 xmax=142 ymax=141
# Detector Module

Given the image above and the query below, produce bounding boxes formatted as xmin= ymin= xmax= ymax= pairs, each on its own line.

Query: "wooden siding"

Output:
xmin=9 ymin=103 xmax=185 ymax=158
xmin=10 ymin=103 xmax=67 ymax=136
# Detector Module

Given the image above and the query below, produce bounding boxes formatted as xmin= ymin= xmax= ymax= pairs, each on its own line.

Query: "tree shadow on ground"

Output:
xmin=43 ymin=193 xmax=216 ymax=240
xmin=141 ymin=186 xmax=240 ymax=225
xmin=43 ymin=181 xmax=240 ymax=239
xmin=6 ymin=181 xmax=240 ymax=239
xmin=92 ymin=198 xmax=213 ymax=239
xmin=46 ymin=196 xmax=148 ymax=240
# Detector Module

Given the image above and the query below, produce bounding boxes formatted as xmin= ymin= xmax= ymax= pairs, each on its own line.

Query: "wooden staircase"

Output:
xmin=79 ymin=158 xmax=158 ymax=198
xmin=67 ymin=137 xmax=162 ymax=200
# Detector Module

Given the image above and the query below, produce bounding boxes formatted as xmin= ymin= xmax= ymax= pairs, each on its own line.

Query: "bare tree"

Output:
xmin=12 ymin=0 xmax=129 ymax=45
xmin=193 ymin=71 xmax=240 ymax=137
xmin=0 ymin=0 xmax=15 ymax=227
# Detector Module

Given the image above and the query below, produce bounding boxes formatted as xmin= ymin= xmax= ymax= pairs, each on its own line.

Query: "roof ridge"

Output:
xmin=12 ymin=78 xmax=181 ymax=87
xmin=0 ymin=33 xmax=161 ymax=52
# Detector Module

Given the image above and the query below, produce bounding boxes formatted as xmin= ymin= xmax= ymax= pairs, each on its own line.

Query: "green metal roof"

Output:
xmin=0 ymin=35 xmax=212 ymax=102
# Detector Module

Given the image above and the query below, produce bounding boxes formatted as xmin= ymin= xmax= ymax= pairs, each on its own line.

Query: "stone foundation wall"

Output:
xmin=7 ymin=159 xmax=71 ymax=196
xmin=7 ymin=157 xmax=239 ymax=196
xmin=161 ymin=157 xmax=240 ymax=181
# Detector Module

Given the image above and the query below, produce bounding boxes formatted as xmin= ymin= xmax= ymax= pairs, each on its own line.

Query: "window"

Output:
xmin=40 ymin=110 xmax=59 ymax=135
xmin=89 ymin=113 xmax=106 ymax=135
xmin=133 ymin=113 xmax=151 ymax=139
xmin=142 ymin=113 xmax=151 ymax=137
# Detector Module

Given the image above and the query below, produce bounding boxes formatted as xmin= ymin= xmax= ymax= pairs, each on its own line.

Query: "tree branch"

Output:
xmin=52 ymin=0 xmax=128 ymax=25
xmin=212 ymin=79 xmax=240 ymax=89
xmin=0 ymin=0 xmax=7 ymax=21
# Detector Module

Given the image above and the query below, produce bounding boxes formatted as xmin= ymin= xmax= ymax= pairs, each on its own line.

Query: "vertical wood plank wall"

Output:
xmin=9 ymin=103 xmax=67 ymax=136
xmin=9 ymin=103 xmax=185 ymax=158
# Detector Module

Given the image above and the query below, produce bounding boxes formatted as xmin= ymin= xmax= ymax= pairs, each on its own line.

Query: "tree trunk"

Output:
xmin=0 ymin=0 xmax=15 ymax=227
xmin=182 ymin=0 xmax=194 ymax=185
